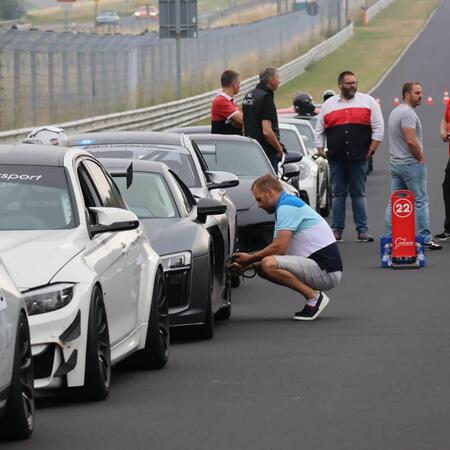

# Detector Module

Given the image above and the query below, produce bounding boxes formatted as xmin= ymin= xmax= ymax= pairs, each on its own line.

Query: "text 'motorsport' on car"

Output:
xmin=69 ymin=130 xmax=239 ymax=292
xmin=102 ymin=158 xmax=232 ymax=339
xmin=190 ymin=133 xmax=300 ymax=252
xmin=0 ymin=144 xmax=169 ymax=400
xmin=0 ymin=260 xmax=34 ymax=440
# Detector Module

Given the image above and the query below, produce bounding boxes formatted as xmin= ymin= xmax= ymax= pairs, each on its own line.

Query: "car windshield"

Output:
xmin=194 ymin=140 xmax=272 ymax=177
xmin=293 ymin=123 xmax=316 ymax=154
xmin=279 ymin=129 xmax=307 ymax=157
xmin=113 ymin=172 xmax=178 ymax=219
xmin=0 ymin=165 xmax=76 ymax=230
xmin=81 ymin=143 xmax=201 ymax=188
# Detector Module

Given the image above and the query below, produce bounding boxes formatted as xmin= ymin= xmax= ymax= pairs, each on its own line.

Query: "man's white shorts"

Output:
xmin=274 ymin=255 xmax=342 ymax=291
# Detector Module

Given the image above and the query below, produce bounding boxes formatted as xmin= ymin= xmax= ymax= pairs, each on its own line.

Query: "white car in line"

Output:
xmin=0 ymin=144 xmax=169 ymax=400
xmin=0 ymin=260 xmax=34 ymax=440
xmin=279 ymin=123 xmax=331 ymax=216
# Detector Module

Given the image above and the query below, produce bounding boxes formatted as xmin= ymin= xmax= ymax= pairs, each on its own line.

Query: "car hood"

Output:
xmin=0 ymin=229 xmax=85 ymax=289
xmin=226 ymin=177 xmax=257 ymax=211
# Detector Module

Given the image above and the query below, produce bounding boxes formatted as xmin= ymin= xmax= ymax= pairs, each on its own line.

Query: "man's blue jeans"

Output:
xmin=384 ymin=161 xmax=432 ymax=243
xmin=329 ymin=159 xmax=369 ymax=233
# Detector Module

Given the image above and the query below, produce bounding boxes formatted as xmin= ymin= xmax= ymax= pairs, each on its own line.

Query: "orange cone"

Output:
xmin=393 ymin=97 xmax=400 ymax=106
xmin=443 ymin=91 xmax=449 ymax=105
xmin=426 ymin=96 xmax=433 ymax=106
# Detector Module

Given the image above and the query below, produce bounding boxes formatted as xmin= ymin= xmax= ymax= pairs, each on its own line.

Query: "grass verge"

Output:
xmin=276 ymin=0 xmax=439 ymax=108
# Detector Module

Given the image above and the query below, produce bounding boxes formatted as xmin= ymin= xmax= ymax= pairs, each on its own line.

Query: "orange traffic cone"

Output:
xmin=443 ymin=91 xmax=449 ymax=105
xmin=393 ymin=97 xmax=400 ymax=106
xmin=426 ymin=96 xmax=433 ymax=106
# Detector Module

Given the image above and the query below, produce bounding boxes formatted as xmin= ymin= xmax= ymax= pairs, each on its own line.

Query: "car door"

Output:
xmin=78 ymin=159 xmax=141 ymax=344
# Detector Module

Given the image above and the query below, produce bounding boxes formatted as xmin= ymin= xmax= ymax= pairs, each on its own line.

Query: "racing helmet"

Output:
xmin=292 ymin=92 xmax=316 ymax=116
xmin=23 ymin=126 xmax=68 ymax=146
xmin=322 ymin=89 xmax=336 ymax=102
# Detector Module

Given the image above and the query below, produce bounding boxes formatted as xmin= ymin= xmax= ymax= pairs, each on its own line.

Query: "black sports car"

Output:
xmin=102 ymin=158 xmax=231 ymax=339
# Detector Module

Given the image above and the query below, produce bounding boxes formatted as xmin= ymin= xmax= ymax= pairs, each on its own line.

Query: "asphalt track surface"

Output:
xmin=4 ymin=2 xmax=450 ymax=449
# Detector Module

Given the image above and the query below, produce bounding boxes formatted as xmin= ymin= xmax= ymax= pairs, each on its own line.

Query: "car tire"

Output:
xmin=196 ymin=255 xmax=214 ymax=340
xmin=132 ymin=268 xmax=169 ymax=370
xmin=230 ymin=273 xmax=240 ymax=288
xmin=215 ymin=302 xmax=231 ymax=321
xmin=319 ymin=172 xmax=331 ymax=218
xmin=83 ymin=287 xmax=111 ymax=401
xmin=0 ymin=312 xmax=34 ymax=440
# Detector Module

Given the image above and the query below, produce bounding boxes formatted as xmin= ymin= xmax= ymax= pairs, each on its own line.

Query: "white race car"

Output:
xmin=0 ymin=144 xmax=169 ymax=400
xmin=0 ymin=260 xmax=34 ymax=440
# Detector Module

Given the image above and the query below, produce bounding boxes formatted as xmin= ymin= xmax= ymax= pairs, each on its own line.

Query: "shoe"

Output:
xmin=434 ymin=231 xmax=450 ymax=241
xmin=424 ymin=240 xmax=442 ymax=250
xmin=357 ymin=232 xmax=374 ymax=242
xmin=333 ymin=230 xmax=343 ymax=242
xmin=293 ymin=292 xmax=330 ymax=321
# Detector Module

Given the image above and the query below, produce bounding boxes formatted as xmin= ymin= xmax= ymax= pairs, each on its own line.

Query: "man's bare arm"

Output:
xmin=262 ymin=120 xmax=284 ymax=157
xmin=402 ymin=127 xmax=424 ymax=162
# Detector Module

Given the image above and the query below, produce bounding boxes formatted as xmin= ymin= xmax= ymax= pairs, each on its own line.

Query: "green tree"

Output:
xmin=0 ymin=0 xmax=24 ymax=20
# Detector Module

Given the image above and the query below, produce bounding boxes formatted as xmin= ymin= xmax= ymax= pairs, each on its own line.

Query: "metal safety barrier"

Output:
xmin=0 ymin=23 xmax=353 ymax=144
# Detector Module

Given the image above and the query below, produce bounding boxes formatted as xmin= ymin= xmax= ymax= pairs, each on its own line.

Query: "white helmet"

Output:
xmin=23 ymin=126 xmax=68 ymax=146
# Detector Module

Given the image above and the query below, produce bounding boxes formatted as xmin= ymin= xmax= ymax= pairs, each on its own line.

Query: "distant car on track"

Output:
xmin=102 ymin=158 xmax=232 ymax=338
xmin=0 ymin=144 xmax=169 ymax=400
xmin=0 ymin=260 xmax=34 ymax=440
xmin=134 ymin=5 xmax=159 ymax=19
xmin=96 ymin=11 xmax=121 ymax=26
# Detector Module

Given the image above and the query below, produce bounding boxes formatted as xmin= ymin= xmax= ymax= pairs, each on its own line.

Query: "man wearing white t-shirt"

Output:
xmin=230 ymin=174 xmax=343 ymax=321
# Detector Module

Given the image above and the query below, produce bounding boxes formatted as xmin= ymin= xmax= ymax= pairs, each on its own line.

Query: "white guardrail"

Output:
xmin=0 ymin=23 xmax=354 ymax=144
xmin=367 ymin=0 xmax=396 ymax=22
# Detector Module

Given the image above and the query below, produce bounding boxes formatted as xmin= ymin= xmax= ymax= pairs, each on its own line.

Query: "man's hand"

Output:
xmin=227 ymin=261 xmax=245 ymax=274
xmin=366 ymin=149 xmax=376 ymax=160
xmin=232 ymin=252 xmax=253 ymax=267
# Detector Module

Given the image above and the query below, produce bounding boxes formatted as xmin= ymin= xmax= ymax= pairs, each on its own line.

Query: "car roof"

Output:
xmin=189 ymin=133 xmax=255 ymax=143
xmin=169 ymin=126 xmax=211 ymax=134
xmin=100 ymin=158 xmax=169 ymax=175
xmin=0 ymin=144 xmax=76 ymax=166
xmin=69 ymin=131 xmax=184 ymax=148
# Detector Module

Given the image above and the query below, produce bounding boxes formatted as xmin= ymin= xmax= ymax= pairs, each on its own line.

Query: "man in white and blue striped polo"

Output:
xmin=230 ymin=174 xmax=343 ymax=321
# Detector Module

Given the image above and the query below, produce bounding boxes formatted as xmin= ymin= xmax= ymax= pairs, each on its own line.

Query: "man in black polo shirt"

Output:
xmin=243 ymin=67 xmax=284 ymax=173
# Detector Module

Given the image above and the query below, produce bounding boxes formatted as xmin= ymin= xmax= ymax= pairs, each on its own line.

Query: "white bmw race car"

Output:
xmin=0 ymin=144 xmax=169 ymax=400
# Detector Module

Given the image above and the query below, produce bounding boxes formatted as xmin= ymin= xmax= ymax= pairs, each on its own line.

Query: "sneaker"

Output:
xmin=333 ymin=230 xmax=343 ymax=242
xmin=424 ymin=240 xmax=442 ymax=250
xmin=434 ymin=231 xmax=450 ymax=241
xmin=293 ymin=292 xmax=330 ymax=321
xmin=357 ymin=232 xmax=374 ymax=242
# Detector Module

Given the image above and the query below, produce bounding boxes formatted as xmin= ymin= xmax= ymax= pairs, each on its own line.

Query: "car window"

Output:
xmin=168 ymin=171 xmax=195 ymax=215
xmin=113 ymin=172 xmax=179 ymax=219
xmin=0 ymin=164 xmax=77 ymax=230
xmin=279 ymin=129 xmax=306 ymax=157
xmin=83 ymin=160 xmax=126 ymax=209
xmin=195 ymin=140 xmax=273 ymax=177
xmin=295 ymin=124 xmax=316 ymax=153
xmin=81 ymin=144 xmax=201 ymax=188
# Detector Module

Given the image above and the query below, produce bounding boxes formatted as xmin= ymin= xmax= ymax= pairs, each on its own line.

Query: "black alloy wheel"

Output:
xmin=0 ymin=312 xmax=34 ymax=440
xmin=84 ymin=287 xmax=111 ymax=401
xmin=319 ymin=171 xmax=331 ymax=217
xmin=196 ymin=254 xmax=214 ymax=340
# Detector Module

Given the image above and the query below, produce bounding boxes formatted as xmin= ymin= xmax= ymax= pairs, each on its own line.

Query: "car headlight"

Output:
xmin=24 ymin=283 xmax=74 ymax=316
xmin=298 ymin=161 xmax=312 ymax=181
xmin=160 ymin=251 xmax=192 ymax=272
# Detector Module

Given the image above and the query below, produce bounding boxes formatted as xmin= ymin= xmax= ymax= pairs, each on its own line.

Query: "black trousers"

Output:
xmin=443 ymin=158 xmax=450 ymax=232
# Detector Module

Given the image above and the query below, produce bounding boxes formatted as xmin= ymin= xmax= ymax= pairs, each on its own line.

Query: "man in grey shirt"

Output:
xmin=384 ymin=82 xmax=441 ymax=249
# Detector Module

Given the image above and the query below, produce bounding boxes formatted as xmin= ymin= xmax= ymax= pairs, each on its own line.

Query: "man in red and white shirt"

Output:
xmin=435 ymin=99 xmax=450 ymax=240
xmin=315 ymin=70 xmax=384 ymax=242
xmin=211 ymin=70 xmax=243 ymax=135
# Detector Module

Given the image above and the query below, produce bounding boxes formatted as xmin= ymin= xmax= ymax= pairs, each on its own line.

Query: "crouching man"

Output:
xmin=230 ymin=174 xmax=343 ymax=320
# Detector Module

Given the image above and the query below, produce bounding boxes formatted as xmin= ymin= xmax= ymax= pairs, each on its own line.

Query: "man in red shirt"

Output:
xmin=435 ymin=100 xmax=450 ymax=240
xmin=211 ymin=70 xmax=243 ymax=135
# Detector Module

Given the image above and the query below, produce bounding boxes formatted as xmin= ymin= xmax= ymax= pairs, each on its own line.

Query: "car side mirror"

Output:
xmin=196 ymin=198 xmax=227 ymax=224
xmin=205 ymin=171 xmax=239 ymax=190
xmin=89 ymin=207 xmax=140 ymax=237
xmin=282 ymin=163 xmax=300 ymax=179
xmin=284 ymin=153 xmax=302 ymax=164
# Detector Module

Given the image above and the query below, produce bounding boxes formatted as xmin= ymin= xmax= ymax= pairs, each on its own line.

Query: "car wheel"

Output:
xmin=196 ymin=255 xmax=214 ymax=340
xmin=84 ymin=287 xmax=111 ymax=401
xmin=132 ymin=268 xmax=169 ymax=370
xmin=0 ymin=312 xmax=34 ymax=440
xmin=230 ymin=273 xmax=240 ymax=288
xmin=319 ymin=172 xmax=331 ymax=217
